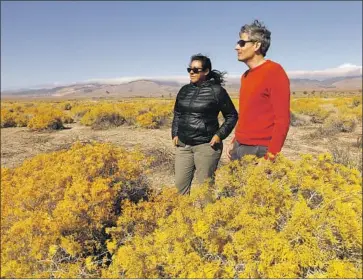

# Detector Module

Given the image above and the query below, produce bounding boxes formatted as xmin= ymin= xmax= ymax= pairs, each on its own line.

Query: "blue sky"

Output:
xmin=1 ymin=1 xmax=362 ymax=90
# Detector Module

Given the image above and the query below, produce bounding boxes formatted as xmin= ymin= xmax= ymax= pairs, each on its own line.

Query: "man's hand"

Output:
xmin=264 ymin=152 xmax=277 ymax=162
xmin=209 ymin=135 xmax=221 ymax=147
xmin=172 ymin=136 xmax=178 ymax=146
xmin=226 ymin=140 xmax=235 ymax=160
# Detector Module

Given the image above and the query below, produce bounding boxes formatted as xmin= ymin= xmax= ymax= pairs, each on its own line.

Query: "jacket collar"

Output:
xmin=189 ymin=79 xmax=215 ymax=88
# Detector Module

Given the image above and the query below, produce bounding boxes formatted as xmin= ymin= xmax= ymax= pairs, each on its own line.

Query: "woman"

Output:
xmin=172 ymin=54 xmax=238 ymax=195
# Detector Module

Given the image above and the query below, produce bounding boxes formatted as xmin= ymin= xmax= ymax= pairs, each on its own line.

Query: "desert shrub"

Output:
xmin=136 ymin=112 xmax=158 ymax=128
xmin=80 ymin=104 xmax=125 ymax=129
xmin=102 ymin=154 xmax=362 ymax=278
xmin=290 ymin=112 xmax=309 ymax=127
xmin=70 ymin=102 xmax=97 ymax=121
xmin=63 ymin=102 xmax=72 ymax=110
xmin=14 ymin=114 xmax=31 ymax=127
xmin=313 ymin=115 xmax=357 ymax=137
xmin=144 ymin=146 xmax=174 ymax=173
xmin=350 ymin=96 xmax=361 ymax=107
xmin=1 ymin=151 xmax=361 ymax=278
xmin=1 ymin=102 xmax=74 ymax=128
xmin=27 ymin=109 xmax=65 ymax=131
xmin=1 ymin=109 xmax=17 ymax=127
xmin=291 ymin=98 xmax=330 ymax=123
xmin=117 ymin=103 xmax=143 ymax=125
xmin=328 ymin=142 xmax=362 ymax=172
xmin=1 ymin=142 xmax=151 ymax=278
xmin=1 ymin=105 xmax=31 ymax=127
xmin=91 ymin=113 xmax=125 ymax=130
xmin=338 ymin=104 xmax=362 ymax=124
xmin=61 ymin=115 xmax=74 ymax=124
xmin=330 ymin=97 xmax=362 ymax=123
xmin=78 ymin=101 xmax=174 ymax=129
xmin=119 ymin=100 xmax=173 ymax=127
xmin=1 ymin=99 xmax=176 ymax=130
xmin=151 ymin=104 xmax=174 ymax=127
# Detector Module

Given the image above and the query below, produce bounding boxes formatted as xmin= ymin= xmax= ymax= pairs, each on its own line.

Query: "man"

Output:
xmin=227 ymin=20 xmax=290 ymax=161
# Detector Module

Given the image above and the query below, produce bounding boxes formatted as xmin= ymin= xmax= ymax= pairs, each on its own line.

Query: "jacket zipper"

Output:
xmin=187 ymin=86 xmax=200 ymax=125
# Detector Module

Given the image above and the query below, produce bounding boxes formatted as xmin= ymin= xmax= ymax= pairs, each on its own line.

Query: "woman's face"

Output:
xmin=188 ymin=60 xmax=209 ymax=84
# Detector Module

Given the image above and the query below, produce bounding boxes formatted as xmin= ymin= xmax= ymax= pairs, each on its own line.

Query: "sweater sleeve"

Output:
xmin=267 ymin=66 xmax=291 ymax=155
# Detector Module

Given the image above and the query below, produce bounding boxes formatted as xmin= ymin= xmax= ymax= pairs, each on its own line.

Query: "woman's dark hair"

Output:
xmin=190 ymin=54 xmax=226 ymax=85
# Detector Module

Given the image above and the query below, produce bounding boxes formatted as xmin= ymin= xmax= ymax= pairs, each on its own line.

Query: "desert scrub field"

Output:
xmin=1 ymin=94 xmax=361 ymax=131
xmin=1 ymin=99 xmax=175 ymax=130
xmin=1 ymin=93 xmax=362 ymax=278
xmin=1 ymin=142 xmax=362 ymax=278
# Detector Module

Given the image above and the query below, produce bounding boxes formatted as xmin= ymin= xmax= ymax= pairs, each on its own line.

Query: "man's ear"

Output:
xmin=254 ymin=41 xmax=262 ymax=53
xmin=204 ymin=68 xmax=210 ymax=76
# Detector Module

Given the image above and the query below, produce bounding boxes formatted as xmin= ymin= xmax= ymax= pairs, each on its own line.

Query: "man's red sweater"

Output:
xmin=235 ymin=60 xmax=290 ymax=155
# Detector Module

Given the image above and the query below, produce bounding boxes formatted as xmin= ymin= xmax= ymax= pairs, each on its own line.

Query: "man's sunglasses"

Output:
xmin=237 ymin=39 xmax=256 ymax=47
xmin=187 ymin=67 xmax=204 ymax=74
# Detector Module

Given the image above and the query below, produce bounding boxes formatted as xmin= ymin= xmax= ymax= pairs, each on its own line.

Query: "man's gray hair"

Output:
xmin=240 ymin=20 xmax=271 ymax=57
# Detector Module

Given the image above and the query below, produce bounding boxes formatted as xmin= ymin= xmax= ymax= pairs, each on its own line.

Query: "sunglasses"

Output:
xmin=187 ymin=67 xmax=204 ymax=74
xmin=237 ymin=39 xmax=256 ymax=47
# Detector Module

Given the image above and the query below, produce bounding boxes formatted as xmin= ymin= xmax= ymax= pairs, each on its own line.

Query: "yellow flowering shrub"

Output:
xmin=27 ymin=108 xmax=65 ymax=130
xmin=136 ymin=112 xmax=158 ymax=128
xmin=291 ymin=96 xmax=362 ymax=126
xmin=70 ymin=103 xmax=93 ymax=120
xmin=291 ymin=98 xmax=331 ymax=123
xmin=1 ymin=99 xmax=175 ymax=130
xmin=1 ymin=102 xmax=31 ymax=127
xmin=1 ymin=101 xmax=74 ymax=129
xmin=80 ymin=103 xmax=126 ymax=129
xmin=1 ymin=142 xmax=151 ymax=278
xmin=77 ymin=100 xmax=174 ymax=129
xmin=1 ymin=148 xmax=361 ymax=278
xmin=1 ymin=108 xmax=17 ymax=127
xmin=102 ymin=154 xmax=362 ymax=278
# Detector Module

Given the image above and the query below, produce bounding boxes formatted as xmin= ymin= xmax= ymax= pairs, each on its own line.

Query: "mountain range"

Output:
xmin=1 ymin=75 xmax=362 ymax=99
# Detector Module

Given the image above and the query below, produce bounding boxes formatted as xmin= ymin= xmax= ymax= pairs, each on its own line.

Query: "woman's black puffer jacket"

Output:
xmin=171 ymin=80 xmax=238 ymax=145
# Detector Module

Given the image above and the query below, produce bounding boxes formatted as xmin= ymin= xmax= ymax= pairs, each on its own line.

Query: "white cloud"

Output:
xmin=86 ymin=75 xmax=190 ymax=85
xmin=286 ymin=64 xmax=362 ymax=80
xmin=226 ymin=64 xmax=362 ymax=81
xmin=88 ymin=64 xmax=362 ymax=86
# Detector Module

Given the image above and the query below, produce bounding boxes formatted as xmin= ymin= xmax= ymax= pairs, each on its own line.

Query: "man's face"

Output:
xmin=235 ymin=32 xmax=258 ymax=62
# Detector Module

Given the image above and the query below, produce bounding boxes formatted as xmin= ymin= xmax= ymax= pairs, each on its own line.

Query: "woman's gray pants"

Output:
xmin=175 ymin=142 xmax=222 ymax=195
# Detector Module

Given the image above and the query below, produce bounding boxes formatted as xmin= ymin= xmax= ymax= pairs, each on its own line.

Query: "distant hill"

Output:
xmin=224 ymin=75 xmax=362 ymax=92
xmin=1 ymin=75 xmax=361 ymax=98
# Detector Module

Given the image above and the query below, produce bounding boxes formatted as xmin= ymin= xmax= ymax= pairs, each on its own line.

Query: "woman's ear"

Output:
xmin=204 ymin=68 xmax=210 ymax=76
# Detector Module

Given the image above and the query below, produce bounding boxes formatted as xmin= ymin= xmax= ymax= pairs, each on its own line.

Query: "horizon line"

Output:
xmin=2 ymin=63 xmax=362 ymax=91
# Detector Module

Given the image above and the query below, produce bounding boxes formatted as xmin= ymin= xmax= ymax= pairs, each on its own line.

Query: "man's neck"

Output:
xmin=245 ymin=55 xmax=266 ymax=69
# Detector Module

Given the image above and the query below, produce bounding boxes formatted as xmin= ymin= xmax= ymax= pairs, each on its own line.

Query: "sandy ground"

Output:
xmin=1 ymin=122 xmax=361 ymax=189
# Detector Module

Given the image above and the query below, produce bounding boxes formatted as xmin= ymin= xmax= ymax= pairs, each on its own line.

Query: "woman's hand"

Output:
xmin=172 ymin=136 xmax=179 ymax=146
xmin=209 ymin=135 xmax=221 ymax=147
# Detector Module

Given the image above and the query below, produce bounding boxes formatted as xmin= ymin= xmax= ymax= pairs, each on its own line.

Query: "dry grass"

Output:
xmin=91 ymin=113 xmax=126 ymax=130
xmin=328 ymin=141 xmax=362 ymax=172
xmin=290 ymin=112 xmax=310 ymax=127
xmin=145 ymin=146 xmax=175 ymax=174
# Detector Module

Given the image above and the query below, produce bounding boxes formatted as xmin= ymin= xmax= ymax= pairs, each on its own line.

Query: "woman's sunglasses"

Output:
xmin=187 ymin=67 xmax=204 ymax=74
xmin=237 ymin=39 xmax=256 ymax=47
